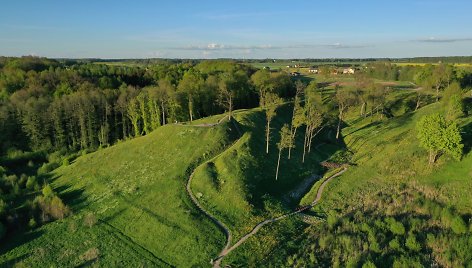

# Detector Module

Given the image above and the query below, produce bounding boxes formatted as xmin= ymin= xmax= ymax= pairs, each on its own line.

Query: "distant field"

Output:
xmin=393 ymin=62 xmax=472 ymax=67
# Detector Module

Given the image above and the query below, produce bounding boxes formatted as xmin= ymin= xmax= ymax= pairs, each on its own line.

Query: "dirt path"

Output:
xmin=178 ymin=115 xmax=238 ymax=266
xmin=212 ymin=167 xmax=347 ymax=267
xmin=181 ymin=116 xmax=346 ymax=268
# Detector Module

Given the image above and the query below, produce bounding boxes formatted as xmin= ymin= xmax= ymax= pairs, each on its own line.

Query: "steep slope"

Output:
xmin=0 ymin=119 xmax=239 ymax=267
xmin=265 ymin=102 xmax=472 ymax=267
xmin=191 ymin=104 xmax=345 ymax=265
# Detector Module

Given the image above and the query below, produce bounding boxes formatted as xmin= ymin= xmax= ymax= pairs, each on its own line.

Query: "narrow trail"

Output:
xmin=212 ymin=168 xmax=347 ymax=267
xmin=178 ymin=114 xmax=239 ymax=267
xmin=180 ymin=116 xmax=347 ymax=268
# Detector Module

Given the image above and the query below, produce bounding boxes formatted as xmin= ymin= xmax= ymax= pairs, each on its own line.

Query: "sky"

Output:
xmin=1 ymin=0 xmax=471 ymax=59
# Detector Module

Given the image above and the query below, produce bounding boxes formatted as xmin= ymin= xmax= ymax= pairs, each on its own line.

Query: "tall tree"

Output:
xmin=264 ymin=93 xmax=283 ymax=154
xmin=334 ymin=88 xmax=354 ymax=139
xmin=276 ymin=124 xmax=292 ymax=181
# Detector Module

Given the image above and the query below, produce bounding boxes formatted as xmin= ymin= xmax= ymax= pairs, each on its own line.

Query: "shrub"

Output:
xmin=451 ymin=216 xmax=467 ymax=234
xmin=28 ymin=218 xmax=37 ymax=229
xmin=42 ymin=184 xmax=54 ymax=198
xmin=26 ymin=176 xmax=37 ymax=190
xmin=362 ymin=260 xmax=376 ymax=268
xmin=389 ymin=237 xmax=401 ymax=250
xmin=405 ymin=233 xmax=421 ymax=252
xmin=80 ymin=247 xmax=100 ymax=262
xmin=62 ymin=158 xmax=70 ymax=166
xmin=0 ymin=166 xmax=5 ymax=177
xmin=327 ymin=212 xmax=338 ymax=230
xmin=387 ymin=218 xmax=405 ymax=235
xmin=37 ymin=162 xmax=59 ymax=175
xmin=49 ymin=196 xmax=69 ymax=220
xmin=83 ymin=213 xmax=97 ymax=228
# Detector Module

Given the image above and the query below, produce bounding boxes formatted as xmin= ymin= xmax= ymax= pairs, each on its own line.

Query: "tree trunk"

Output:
xmin=288 ymin=127 xmax=297 ymax=159
xmin=228 ymin=96 xmax=233 ymax=120
xmin=415 ymin=97 xmax=421 ymax=111
xmin=188 ymin=98 xmax=193 ymax=122
xmin=266 ymin=120 xmax=270 ymax=154
xmin=308 ymin=127 xmax=313 ymax=153
xmin=436 ymin=85 xmax=440 ymax=102
xmin=275 ymin=149 xmax=282 ymax=180
xmin=161 ymin=101 xmax=166 ymax=125
xmin=336 ymin=117 xmax=342 ymax=140
xmin=302 ymin=128 xmax=308 ymax=163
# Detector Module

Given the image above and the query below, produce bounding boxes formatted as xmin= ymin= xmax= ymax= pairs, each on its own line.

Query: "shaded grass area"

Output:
xmin=191 ymin=104 xmax=345 ymax=265
xmin=0 ymin=120 xmax=239 ymax=267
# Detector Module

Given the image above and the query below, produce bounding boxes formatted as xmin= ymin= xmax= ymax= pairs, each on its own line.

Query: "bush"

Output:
xmin=387 ymin=218 xmax=405 ymax=235
xmin=80 ymin=247 xmax=100 ymax=262
xmin=62 ymin=158 xmax=70 ymax=166
xmin=28 ymin=218 xmax=37 ymax=229
xmin=37 ymin=162 xmax=59 ymax=175
xmin=26 ymin=176 xmax=38 ymax=190
xmin=42 ymin=184 xmax=54 ymax=198
xmin=451 ymin=216 xmax=467 ymax=234
xmin=327 ymin=212 xmax=338 ymax=230
xmin=83 ymin=213 xmax=97 ymax=228
xmin=405 ymin=233 xmax=421 ymax=251
xmin=362 ymin=260 xmax=376 ymax=268
xmin=389 ymin=237 xmax=401 ymax=250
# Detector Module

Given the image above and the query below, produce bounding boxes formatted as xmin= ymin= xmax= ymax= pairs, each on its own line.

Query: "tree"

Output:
xmin=264 ymin=93 xmax=283 ymax=154
xmin=442 ymin=82 xmax=464 ymax=120
xmin=417 ymin=113 xmax=463 ymax=164
xmin=334 ymin=88 xmax=354 ymax=139
xmin=127 ymin=97 xmax=141 ymax=137
xmin=177 ymin=71 xmax=204 ymax=122
xmin=276 ymin=124 xmax=292 ymax=180
xmin=218 ymin=74 xmax=235 ymax=120
xmin=156 ymin=79 xmax=174 ymax=125
xmin=251 ymin=69 xmax=272 ymax=106
xmin=288 ymin=81 xmax=306 ymax=159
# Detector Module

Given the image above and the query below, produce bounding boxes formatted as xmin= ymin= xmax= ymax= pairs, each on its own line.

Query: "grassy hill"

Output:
xmin=0 ymin=119 xmax=239 ymax=267
xmin=191 ymin=105 xmax=342 ymax=240
xmin=264 ymin=100 xmax=472 ymax=267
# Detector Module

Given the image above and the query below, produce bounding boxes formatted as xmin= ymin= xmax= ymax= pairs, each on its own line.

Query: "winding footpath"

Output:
xmin=212 ymin=167 xmax=347 ymax=267
xmin=179 ymin=117 xmax=347 ymax=268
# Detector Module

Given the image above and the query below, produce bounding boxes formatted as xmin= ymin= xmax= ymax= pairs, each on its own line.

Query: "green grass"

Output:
xmin=316 ymin=102 xmax=472 ymax=214
xmin=190 ymin=104 xmax=344 ymax=267
xmin=0 ymin=120 xmax=239 ymax=267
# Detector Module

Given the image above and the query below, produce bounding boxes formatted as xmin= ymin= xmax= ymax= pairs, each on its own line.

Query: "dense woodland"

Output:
xmin=0 ymin=56 xmax=471 ymax=260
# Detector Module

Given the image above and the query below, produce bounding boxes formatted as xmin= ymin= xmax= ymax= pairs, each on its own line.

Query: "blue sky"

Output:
xmin=1 ymin=0 xmax=471 ymax=58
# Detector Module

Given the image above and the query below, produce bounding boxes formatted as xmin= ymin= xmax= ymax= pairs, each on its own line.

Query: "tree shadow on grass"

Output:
xmin=237 ymin=103 xmax=346 ymax=210
xmin=0 ymin=229 xmax=44 ymax=256
xmin=460 ymin=120 xmax=472 ymax=154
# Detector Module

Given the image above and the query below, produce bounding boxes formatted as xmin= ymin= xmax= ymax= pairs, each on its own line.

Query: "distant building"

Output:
xmin=290 ymin=71 xmax=301 ymax=76
xmin=308 ymin=68 xmax=319 ymax=74
xmin=342 ymin=68 xmax=355 ymax=74
xmin=263 ymin=66 xmax=270 ymax=70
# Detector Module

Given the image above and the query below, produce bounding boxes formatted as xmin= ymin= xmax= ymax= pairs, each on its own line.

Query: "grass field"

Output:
xmin=0 ymin=120 xmax=240 ymax=267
